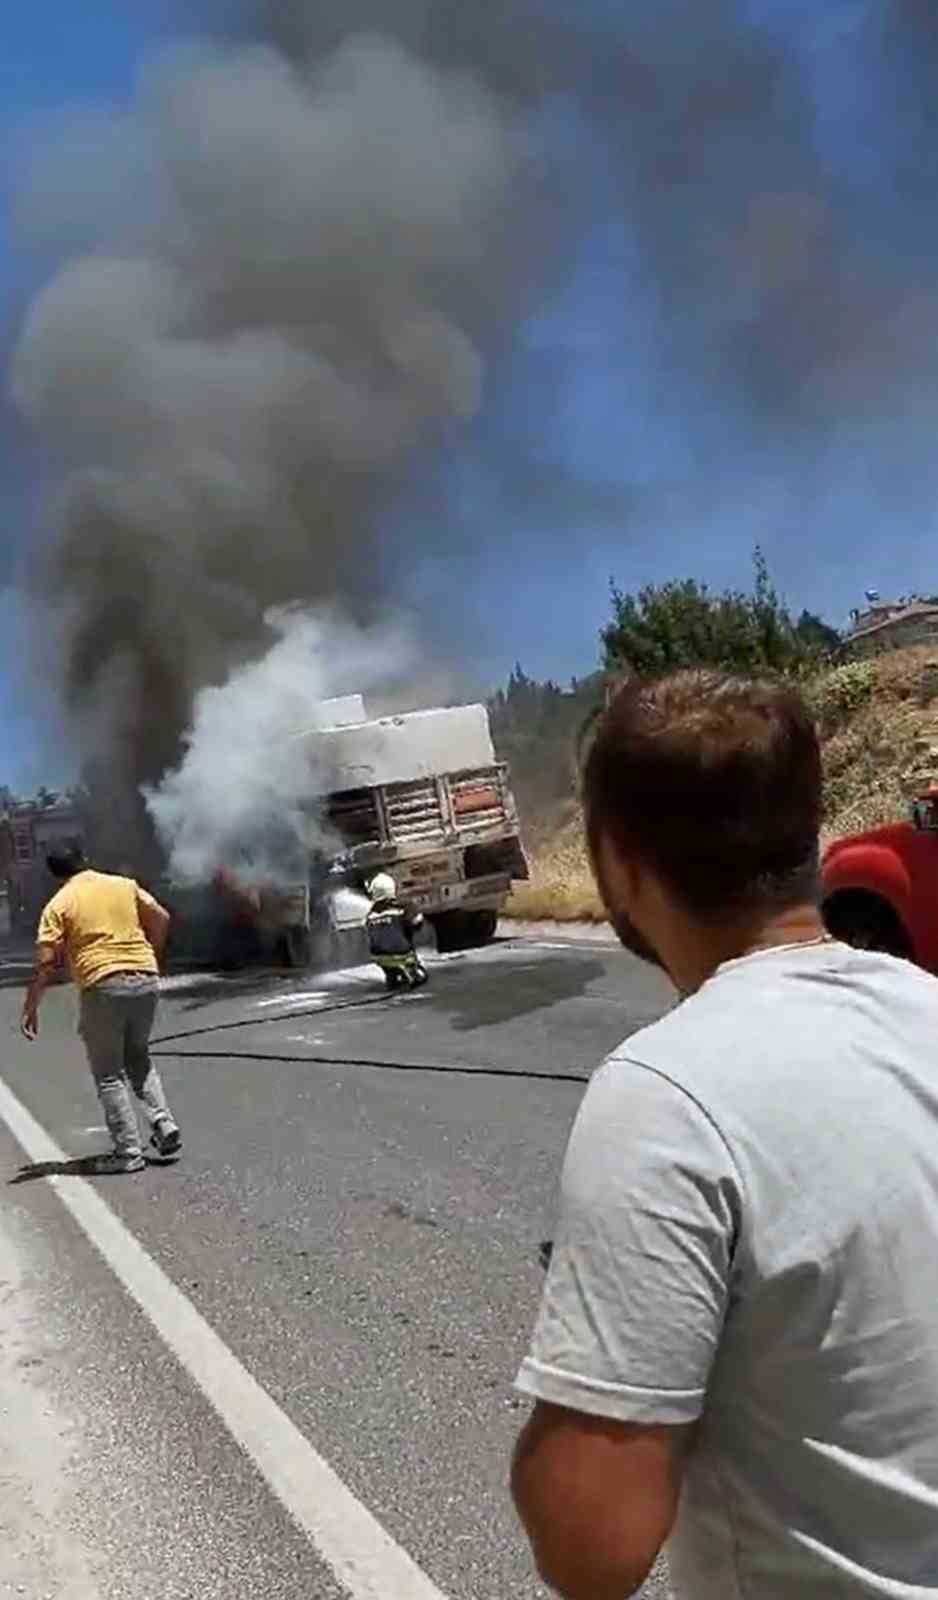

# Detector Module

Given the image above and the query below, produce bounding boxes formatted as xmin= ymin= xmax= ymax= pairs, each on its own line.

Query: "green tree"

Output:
xmin=601 ymin=548 xmax=830 ymax=679
xmin=795 ymin=609 xmax=842 ymax=655
xmin=489 ymin=669 xmax=604 ymax=836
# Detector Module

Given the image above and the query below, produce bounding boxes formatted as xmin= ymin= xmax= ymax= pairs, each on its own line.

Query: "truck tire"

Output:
xmin=431 ymin=909 xmax=498 ymax=953
xmin=463 ymin=909 xmax=498 ymax=947
xmin=280 ymin=926 xmax=313 ymax=969
xmin=822 ymin=890 xmax=913 ymax=960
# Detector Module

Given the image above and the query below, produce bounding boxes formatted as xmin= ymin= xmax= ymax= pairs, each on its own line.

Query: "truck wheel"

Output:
xmin=430 ymin=909 xmax=498 ymax=953
xmin=462 ymin=909 xmax=498 ymax=947
xmin=822 ymin=891 xmax=912 ymax=960
xmin=281 ymin=927 xmax=313 ymax=969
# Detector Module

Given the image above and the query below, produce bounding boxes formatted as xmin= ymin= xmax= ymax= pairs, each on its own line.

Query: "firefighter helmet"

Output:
xmin=368 ymin=872 xmax=396 ymax=901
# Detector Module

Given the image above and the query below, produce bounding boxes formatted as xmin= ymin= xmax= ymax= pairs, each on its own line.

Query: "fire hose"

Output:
xmin=151 ymin=978 xmax=570 ymax=1270
xmin=150 ymin=986 xmax=592 ymax=1085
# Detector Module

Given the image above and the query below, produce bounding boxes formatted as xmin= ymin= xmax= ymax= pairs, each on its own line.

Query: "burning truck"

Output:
xmin=163 ymin=695 xmax=529 ymax=970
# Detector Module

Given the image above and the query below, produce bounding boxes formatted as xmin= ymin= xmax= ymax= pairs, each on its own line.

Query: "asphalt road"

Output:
xmin=0 ymin=932 xmax=673 ymax=1599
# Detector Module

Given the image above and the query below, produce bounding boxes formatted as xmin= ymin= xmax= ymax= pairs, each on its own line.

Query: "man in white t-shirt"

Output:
xmin=511 ymin=669 xmax=938 ymax=1600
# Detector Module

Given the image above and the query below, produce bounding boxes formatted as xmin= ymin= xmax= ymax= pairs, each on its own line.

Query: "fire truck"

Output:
xmin=166 ymin=696 xmax=529 ymax=969
xmin=821 ymin=787 xmax=938 ymax=970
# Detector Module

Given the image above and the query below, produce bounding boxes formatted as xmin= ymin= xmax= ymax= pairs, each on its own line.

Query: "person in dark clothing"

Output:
xmin=365 ymin=874 xmax=428 ymax=991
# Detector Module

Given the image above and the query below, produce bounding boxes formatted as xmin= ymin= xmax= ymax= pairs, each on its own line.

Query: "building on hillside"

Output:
xmin=844 ymin=597 xmax=938 ymax=657
xmin=0 ymin=797 xmax=85 ymax=937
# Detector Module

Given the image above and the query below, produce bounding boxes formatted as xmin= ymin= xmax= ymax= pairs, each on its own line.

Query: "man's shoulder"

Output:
xmin=78 ymin=869 xmax=136 ymax=893
xmin=60 ymin=870 xmax=140 ymax=913
xmin=614 ymin=943 xmax=938 ymax=1122
xmin=42 ymin=881 xmax=73 ymax=915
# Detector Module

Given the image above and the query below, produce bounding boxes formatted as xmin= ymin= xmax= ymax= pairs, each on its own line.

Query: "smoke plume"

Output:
xmin=230 ymin=1 xmax=938 ymax=622
xmin=14 ymin=0 xmax=938 ymax=877
xmin=145 ymin=607 xmax=412 ymax=885
xmin=11 ymin=26 xmax=535 ymax=870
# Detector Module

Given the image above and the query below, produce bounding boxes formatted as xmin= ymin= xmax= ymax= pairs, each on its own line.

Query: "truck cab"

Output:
xmin=821 ymin=788 xmax=938 ymax=969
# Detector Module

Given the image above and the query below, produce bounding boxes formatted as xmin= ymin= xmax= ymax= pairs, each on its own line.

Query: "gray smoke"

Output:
xmin=14 ymin=0 xmax=938 ymax=876
xmin=233 ymin=0 xmax=938 ymax=607
xmin=252 ymin=1 xmax=938 ymax=596
xmin=11 ymin=27 xmax=535 ymax=870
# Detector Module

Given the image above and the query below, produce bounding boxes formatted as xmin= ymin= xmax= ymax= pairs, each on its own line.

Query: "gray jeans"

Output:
xmin=79 ymin=973 xmax=175 ymax=1157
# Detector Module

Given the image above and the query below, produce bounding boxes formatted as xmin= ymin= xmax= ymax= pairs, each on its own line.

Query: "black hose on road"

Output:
xmin=151 ymin=940 xmax=599 ymax=1084
xmin=151 ymin=1044 xmax=590 ymax=1086
xmin=152 ymin=938 xmax=533 ymax=1047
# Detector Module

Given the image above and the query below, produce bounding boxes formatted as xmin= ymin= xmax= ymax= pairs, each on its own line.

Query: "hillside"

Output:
xmin=497 ymin=646 xmax=938 ymax=922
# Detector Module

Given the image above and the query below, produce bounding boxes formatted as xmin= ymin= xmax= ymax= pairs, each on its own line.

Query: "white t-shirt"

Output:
xmin=517 ymin=942 xmax=938 ymax=1598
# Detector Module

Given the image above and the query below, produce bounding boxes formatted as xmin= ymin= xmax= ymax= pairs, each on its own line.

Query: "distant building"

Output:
xmin=0 ymin=797 xmax=85 ymax=936
xmin=844 ymin=597 xmax=938 ymax=657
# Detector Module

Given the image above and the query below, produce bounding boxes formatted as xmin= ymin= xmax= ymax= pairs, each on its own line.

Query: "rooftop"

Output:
xmin=846 ymin=597 xmax=938 ymax=644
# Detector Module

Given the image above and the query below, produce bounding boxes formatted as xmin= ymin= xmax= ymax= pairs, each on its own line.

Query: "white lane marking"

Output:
xmin=0 ymin=1075 xmax=448 ymax=1600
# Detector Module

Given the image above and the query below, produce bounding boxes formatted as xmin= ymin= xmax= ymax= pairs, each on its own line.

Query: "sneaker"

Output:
xmin=151 ymin=1121 xmax=182 ymax=1159
xmin=95 ymin=1151 xmax=146 ymax=1175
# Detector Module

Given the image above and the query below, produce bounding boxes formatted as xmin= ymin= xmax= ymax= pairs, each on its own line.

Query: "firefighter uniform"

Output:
xmin=365 ymin=876 xmax=428 ymax=991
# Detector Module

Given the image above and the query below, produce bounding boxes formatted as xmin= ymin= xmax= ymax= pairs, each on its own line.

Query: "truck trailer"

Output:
xmin=167 ymin=697 xmax=529 ymax=969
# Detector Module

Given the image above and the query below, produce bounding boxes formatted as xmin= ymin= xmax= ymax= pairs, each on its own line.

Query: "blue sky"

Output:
xmin=400 ymin=0 xmax=938 ymax=688
xmin=3 ymin=2 xmax=938 ymax=786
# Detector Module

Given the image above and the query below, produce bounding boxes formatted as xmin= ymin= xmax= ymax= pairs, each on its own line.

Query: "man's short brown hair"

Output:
xmin=582 ymin=670 xmax=822 ymax=920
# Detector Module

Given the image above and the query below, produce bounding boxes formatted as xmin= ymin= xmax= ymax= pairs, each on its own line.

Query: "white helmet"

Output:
xmin=368 ymin=872 xmax=396 ymax=901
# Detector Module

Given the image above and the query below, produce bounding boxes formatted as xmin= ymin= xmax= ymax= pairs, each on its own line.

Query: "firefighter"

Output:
xmin=365 ymin=874 xmax=428 ymax=992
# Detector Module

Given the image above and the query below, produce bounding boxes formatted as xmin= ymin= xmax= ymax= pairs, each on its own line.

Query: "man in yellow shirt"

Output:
xmin=21 ymin=849 xmax=182 ymax=1175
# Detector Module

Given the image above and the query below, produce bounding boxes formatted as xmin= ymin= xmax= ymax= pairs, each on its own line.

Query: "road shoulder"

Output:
xmin=0 ymin=1200 xmax=103 ymax=1598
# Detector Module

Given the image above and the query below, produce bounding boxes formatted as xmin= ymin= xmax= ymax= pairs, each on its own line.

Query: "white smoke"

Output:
xmin=144 ymin=607 xmax=414 ymax=885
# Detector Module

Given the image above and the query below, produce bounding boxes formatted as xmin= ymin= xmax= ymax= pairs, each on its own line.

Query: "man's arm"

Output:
xmin=511 ymin=1056 xmax=739 ymax=1598
xmin=21 ymin=942 xmax=61 ymax=1040
xmin=512 ymin=1403 xmax=694 ymax=1600
xmin=136 ymin=888 xmax=171 ymax=966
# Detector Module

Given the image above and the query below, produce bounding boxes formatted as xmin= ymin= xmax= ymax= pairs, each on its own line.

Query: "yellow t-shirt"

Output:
xmin=37 ymin=870 xmax=161 ymax=990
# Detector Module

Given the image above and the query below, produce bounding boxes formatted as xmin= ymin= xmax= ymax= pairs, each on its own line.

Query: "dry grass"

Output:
xmin=504 ymin=645 xmax=938 ymax=923
xmin=821 ymin=646 xmax=938 ymax=836
xmin=505 ymin=794 xmax=603 ymax=922
xmin=507 ymin=829 xmax=603 ymax=923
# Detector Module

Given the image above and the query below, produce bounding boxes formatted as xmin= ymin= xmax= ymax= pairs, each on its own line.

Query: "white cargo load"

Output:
xmin=305 ymin=694 xmax=366 ymax=728
xmin=295 ymin=704 xmax=496 ymax=794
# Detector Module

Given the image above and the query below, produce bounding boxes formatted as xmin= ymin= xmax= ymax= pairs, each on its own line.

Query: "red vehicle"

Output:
xmin=821 ymin=788 xmax=938 ymax=969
